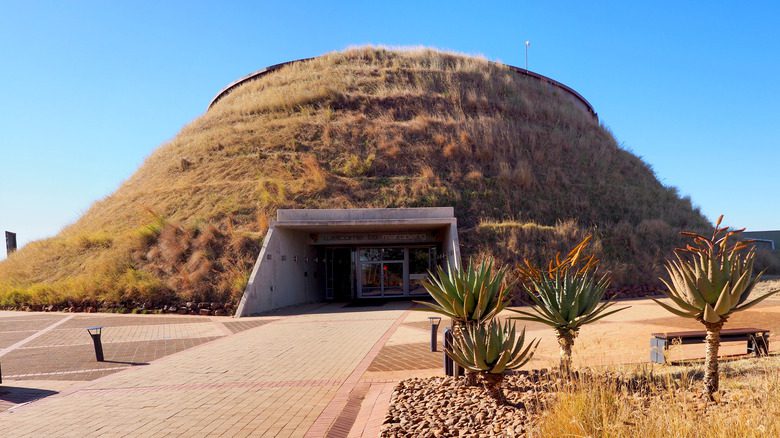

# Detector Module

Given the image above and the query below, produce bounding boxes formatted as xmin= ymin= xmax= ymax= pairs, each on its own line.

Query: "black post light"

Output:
xmin=428 ymin=316 xmax=441 ymax=352
xmin=443 ymin=327 xmax=454 ymax=375
xmin=87 ymin=326 xmax=104 ymax=362
xmin=443 ymin=327 xmax=464 ymax=377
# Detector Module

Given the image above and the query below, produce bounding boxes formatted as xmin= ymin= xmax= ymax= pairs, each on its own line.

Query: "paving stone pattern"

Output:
xmin=0 ymin=316 xmax=66 ymax=332
xmin=222 ymin=319 xmax=276 ymax=334
xmin=3 ymin=337 xmax=221 ymax=380
xmin=0 ymin=312 xmax=235 ymax=387
xmin=0 ymin=385 xmax=59 ymax=413
xmin=58 ymin=315 xmax=205 ymax=329
xmin=0 ymin=331 xmax=36 ymax=349
xmin=368 ymin=343 xmax=443 ymax=372
xmin=23 ymin=322 xmax=224 ymax=348
xmin=0 ymin=305 xmax=407 ymax=437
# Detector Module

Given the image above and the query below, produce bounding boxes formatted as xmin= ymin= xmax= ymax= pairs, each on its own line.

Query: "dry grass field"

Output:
xmin=2 ymin=47 xmax=760 ymax=309
xmin=537 ymin=356 xmax=780 ymax=437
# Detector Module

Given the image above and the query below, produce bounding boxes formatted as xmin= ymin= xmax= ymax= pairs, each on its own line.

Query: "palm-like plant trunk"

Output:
xmin=556 ymin=329 xmax=576 ymax=374
xmin=482 ymin=373 xmax=506 ymax=404
xmin=703 ymin=320 xmax=724 ymax=398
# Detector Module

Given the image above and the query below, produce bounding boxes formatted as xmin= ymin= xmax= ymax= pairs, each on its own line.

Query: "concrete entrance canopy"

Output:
xmin=236 ymin=207 xmax=461 ymax=317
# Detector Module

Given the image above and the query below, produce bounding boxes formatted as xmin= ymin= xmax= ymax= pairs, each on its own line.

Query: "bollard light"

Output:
xmin=443 ymin=327 xmax=464 ymax=377
xmin=428 ymin=316 xmax=441 ymax=352
xmin=86 ymin=326 xmax=104 ymax=362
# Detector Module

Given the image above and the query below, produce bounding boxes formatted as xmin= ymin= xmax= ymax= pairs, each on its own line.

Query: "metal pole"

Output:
xmin=430 ymin=320 xmax=440 ymax=352
xmin=90 ymin=333 xmax=104 ymax=361
xmin=5 ymin=231 xmax=17 ymax=255
xmin=524 ymin=40 xmax=530 ymax=72
xmin=444 ymin=328 xmax=454 ymax=376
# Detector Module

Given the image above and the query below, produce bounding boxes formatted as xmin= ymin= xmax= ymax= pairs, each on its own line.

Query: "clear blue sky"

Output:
xmin=1 ymin=1 xmax=778 ymax=259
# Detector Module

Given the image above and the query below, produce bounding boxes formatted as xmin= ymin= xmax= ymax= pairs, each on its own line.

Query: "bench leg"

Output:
xmin=759 ymin=334 xmax=770 ymax=356
xmin=748 ymin=334 xmax=770 ymax=357
xmin=650 ymin=337 xmax=667 ymax=364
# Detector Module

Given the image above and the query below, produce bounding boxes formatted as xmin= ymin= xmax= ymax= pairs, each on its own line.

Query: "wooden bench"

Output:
xmin=650 ymin=327 xmax=770 ymax=364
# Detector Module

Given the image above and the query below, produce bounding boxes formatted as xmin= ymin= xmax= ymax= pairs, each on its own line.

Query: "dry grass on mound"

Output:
xmin=0 ymin=47 xmax=719 ymax=308
xmin=384 ymin=357 xmax=780 ymax=437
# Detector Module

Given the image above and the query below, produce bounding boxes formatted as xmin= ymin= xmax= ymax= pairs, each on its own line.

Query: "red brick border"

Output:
xmin=305 ymin=308 xmax=411 ymax=437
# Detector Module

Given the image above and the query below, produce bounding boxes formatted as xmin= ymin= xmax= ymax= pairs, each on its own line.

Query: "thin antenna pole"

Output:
xmin=524 ymin=40 xmax=530 ymax=72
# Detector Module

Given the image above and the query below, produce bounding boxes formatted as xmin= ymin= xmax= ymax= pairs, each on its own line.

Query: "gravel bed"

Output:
xmin=380 ymin=368 xmax=718 ymax=437
xmin=381 ymin=371 xmax=557 ymax=437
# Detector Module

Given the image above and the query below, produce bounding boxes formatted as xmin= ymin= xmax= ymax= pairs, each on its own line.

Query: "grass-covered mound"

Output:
xmin=0 ymin=47 xmax=712 ymax=310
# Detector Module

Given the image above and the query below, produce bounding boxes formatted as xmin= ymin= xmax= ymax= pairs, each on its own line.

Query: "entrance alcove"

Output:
xmin=235 ymin=208 xmax=461 ymax=317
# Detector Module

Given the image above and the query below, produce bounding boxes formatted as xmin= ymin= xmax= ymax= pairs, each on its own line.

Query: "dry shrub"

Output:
xmin=256 ymin=211 xmax=269 ymax=235
xmin=301 ymin=154 xmax=327 ymax=193
xmin=465 ymin=170 xmax=483 ymax=181
xmin=124 ymin=220 xmax=259 ymax=305
xmin=336 ymin=153 xmax=375 ymax=177
xmin=257 ymin=178 xmax=287 ymax=207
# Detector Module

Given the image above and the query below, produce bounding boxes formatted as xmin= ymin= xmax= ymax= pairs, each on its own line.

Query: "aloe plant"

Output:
xmin=446 ymin=319 xmax=539 ymax=403
xmin=414 ymin=258 xmax=512 ymax=385
xmin=654 ymin=216 xmax=779 ymax=397
xmin=414 ymin=258 xmax=511 ymax=327
xmin=511 ymin=236 xmax=628 ymax=372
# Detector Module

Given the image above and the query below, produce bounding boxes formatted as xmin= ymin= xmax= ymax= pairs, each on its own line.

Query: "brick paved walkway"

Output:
xmin=0 ymin=312 xmax=234 ymax=383
xmin=5 ymin=297 xmax=778 ymax=437
xmin=0 ymin=303 xmax=410 ymax=437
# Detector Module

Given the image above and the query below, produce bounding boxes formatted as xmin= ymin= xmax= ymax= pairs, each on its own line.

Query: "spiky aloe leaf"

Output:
xmin=446 ymin=319 xmax=538 ymax=374
xmin=651 ymin=298 xmax=698 ymax=318
xmin=656 ymin=217 xmax=779 ymax=323
xmin=414 ymin=257 xmax=510 ymax=326
xmin=511 ymin=265 xmax=625 ymax=332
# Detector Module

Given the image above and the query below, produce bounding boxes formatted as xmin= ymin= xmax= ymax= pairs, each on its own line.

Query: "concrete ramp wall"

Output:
xmin=236 ymin=228 xmax=320 ymax=317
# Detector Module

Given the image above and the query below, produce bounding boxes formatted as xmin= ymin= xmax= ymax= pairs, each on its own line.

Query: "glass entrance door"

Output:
xmin=324 ymin=248 xmax=353 ymax=300
xmin=357 ymin=246 xmax=437 ymax=298
xmin=408 ymin=247 xmax=437 ymax=296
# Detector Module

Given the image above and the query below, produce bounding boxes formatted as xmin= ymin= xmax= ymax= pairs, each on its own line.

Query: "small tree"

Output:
xmin=446 ymin=319 xmax=539 ymax=404
xmin=654 ymin=216 xmax=779 ymax=398
xmin=511 ymin=236 xmax=628 ymax=373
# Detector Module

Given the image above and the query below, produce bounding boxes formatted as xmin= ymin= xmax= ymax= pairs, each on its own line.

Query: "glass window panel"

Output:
xmin=361 ymin=263 xmax=381 ymax=288
xmin=360 ymin=248 xmax=382 ymax=262
xmin=409 ymin=277 xmax=428 ymax=295
xmin=383 ymin=263 xmax=404 ymax=295
xmin=409 ymin=248 xmax=432 ymax=274
xmin=382 ymin=248 xmax=404 ymax=261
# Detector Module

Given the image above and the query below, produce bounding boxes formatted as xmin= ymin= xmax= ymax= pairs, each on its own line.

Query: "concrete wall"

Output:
xmin=236 ymin=228 xmax=319 ymax=317
xmin=743 ymin=231 xmax=780 ymax=251
xmin=277 ymin=207 xmax=455 ymax=222
xmin=444 ymin=222 xmax=461 ymax=270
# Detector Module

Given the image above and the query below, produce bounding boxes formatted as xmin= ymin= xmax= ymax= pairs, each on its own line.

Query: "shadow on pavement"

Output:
xmin=102 ymin=360 xmax=150 ymax=366
xmin=249 ymin=300 xmax=415 ymax=317
xmin=0 ymin=385 xmax=58 ymax=405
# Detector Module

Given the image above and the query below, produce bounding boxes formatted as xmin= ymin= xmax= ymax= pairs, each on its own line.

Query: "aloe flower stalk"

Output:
xmin=511 ymin=236 xmax=628 ymax=373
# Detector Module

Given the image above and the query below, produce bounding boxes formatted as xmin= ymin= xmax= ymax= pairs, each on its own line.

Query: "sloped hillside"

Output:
xmin=0 ymin=47 xmax=712 ymax=311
